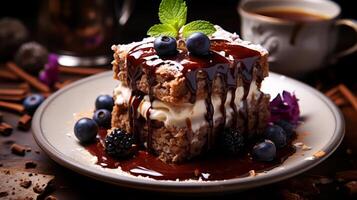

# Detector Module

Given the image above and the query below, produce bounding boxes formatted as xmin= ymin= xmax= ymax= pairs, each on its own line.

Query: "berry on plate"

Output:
xmin=93 ymin=109 xmax=111 ymax=128
xmin=252 ymin=140 xmax=277 ymax=162
xmin=95 ymin=95 xmax=114 ymax=111
xmin=74 ymin=118 xmax=98 ymax=143
xmin=105 ymin=128 xmax=136 ymax=158
xmin=219 ymin=128 xmax=245 ymax=155
xmin=265 ymin=125 xmax=287 ymax=148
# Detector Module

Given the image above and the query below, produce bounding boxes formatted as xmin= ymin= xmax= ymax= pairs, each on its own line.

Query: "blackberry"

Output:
xmin=219 ymin=129 xmax=245 ymax=155
xmin=0 ymin=18 xmax=28 ymax=61
xmin=105 ymin=128 xmax=136 ymax=158
xmin=14 ymin=42 xmax=49 ymax=74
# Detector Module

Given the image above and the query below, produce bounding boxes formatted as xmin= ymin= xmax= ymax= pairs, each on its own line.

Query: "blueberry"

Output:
xmin=219 ymin=128 xmax=245 ymax=155
xmin=276 ymin=120 xmax=295 ymax=138
xmin=252 ymin=140 xmax=277 ymax=162
xmin=93 ymin=109 xmax=111 ymax=128
xmin=95 ymin=95 xmax=114 ymax=111
xmin=265 ymin=125 xmax=287 ymax=148
xmin=105 ymin=128 xmax=136 ymax=158
xmin=154 ymin=36 xmax=177 ymax=56
xmin=186 ymin=32 xmax=210 ymax=56
xmin=23 ymin=94 xmax=45 ymax=115
xmin=74 ymin=118 xmax=98 ymax=143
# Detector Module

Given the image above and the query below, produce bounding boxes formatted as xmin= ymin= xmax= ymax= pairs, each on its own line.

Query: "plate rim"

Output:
xmin=32 ymin=71 xmax=345 ymax=193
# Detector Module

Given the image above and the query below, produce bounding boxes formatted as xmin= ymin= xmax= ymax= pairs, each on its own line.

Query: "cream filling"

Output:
xmin=114 ymin=81 xmax=260 ymax=132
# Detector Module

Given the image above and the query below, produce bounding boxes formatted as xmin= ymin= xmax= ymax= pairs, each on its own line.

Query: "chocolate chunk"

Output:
xmin=0 ymin=168 xmax=54 ymax=200
xmin=10 ymin=143 xmax=26 ymax=156
xmin=25 ymin=161 xmax=37 ymax=169
xmin=0 ymin=191 xmax=9 ymax=197
xmin=45 ymin=195 xmax=57 ymax=200
xmin=345 ymin=181 xmax=357 ymax=195
xmin=0 ymin=122 xmax=13 ymax=136
xmin=17 ymin=114 xmax=32 ymax=131
xmin=20 ymin=180 xmax=32 ymax=188
xmin=33 ymin=184 xmax=44 ymax=194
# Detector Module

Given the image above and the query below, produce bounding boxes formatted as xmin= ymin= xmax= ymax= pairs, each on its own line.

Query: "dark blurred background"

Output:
xmin=0 ymin=0 xmax=356 ymax=86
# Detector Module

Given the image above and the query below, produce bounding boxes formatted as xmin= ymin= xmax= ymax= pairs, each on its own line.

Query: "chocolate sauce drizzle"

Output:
xmin=125 ymin=39 xmax=261 ymax=151
xmin=85 ymin=129 xmax=296 ymax=181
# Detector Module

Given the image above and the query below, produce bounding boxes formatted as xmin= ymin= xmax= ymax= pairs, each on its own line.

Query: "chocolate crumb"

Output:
xmin=33 ymin=184 xmax=43 ymax=193
xmin=3 ymin=139 xmax=15 ymax=145
xmin=25 ymin=161 xmax=37 ymax=169
xmin=0 ymin=122 xmax=13 ymax=136
xmin=35 ymin=150 xmax=40 ymax=154
xmin=345 ymin=181 xmax=357 ymax=195
xmin=10 ymin=143 xmax=26 ymax=156
xmin=194 ymin=169 xmax=200 ymax=177
xmin=17 ymin=114 xmax=32 ymax=131
xmin=0 ymin=163 xmax=3 ymax=167
xmin=0 ymin=191 xmax=9 ymax=197
xmin=26 ymin=147 xmax=32 ymax=152
xmin=20 ymin=180 xmax=32 ymax=188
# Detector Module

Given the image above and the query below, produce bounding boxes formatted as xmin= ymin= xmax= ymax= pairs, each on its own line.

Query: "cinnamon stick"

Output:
xmin=0 ymin=88 xmax=27 ymax=96
xmin=334 ymin=97 xmax=348 ymax=106
xmin=17 ymin=114 xmax=32 ymax=131
xmin=0 ymin=69 xmax=19 ymax=81
xmin=6 ymin=62 xmax=50 ymax=93
xmin=0 ymin=101 xmax=25 ymax=114
xmin=0 ymin=122 xmax=13 ymax=136
xmin=0 ymin=95 xmax=26 ymax=102
xmin=54 ymin=79 xmax=75 ymax=90
xmin=325 ymin=86 xmax=339 ymax=97
xmin=59 ymin=66 xmax=108 ymax=76
xmin=338 ymin=84 xmax=357 ymax=111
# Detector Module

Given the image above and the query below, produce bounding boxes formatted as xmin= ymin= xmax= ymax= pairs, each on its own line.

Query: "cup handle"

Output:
xmin=115 ymin=0 xmax=135 ymax=26
xmin=333 ymin=19 xmax=357 ymax=58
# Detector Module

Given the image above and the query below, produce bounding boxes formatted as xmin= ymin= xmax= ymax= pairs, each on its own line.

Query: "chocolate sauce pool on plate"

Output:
xmin=85 ymin=130 xmax=296 ymax=181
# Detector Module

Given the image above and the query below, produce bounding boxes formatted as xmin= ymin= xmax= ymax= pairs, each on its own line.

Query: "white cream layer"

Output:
xmin=114 ymin=81 xmax=260 ymax=132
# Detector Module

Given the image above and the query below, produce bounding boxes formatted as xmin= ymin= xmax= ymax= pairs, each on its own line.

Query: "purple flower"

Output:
xmin=270 ymin=91 xmax=300 ymax=125
xmin=38 ymin=53 xmax=59 ymax=86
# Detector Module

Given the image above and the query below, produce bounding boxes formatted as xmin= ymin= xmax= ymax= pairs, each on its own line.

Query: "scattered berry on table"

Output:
xmin=23 ymin=94 xmax=45 ymax=115
xmin=93 ymin=109 xmax=112 ymax=128
xmin=105 ymin=128 xmax=136 ymax=158
xmin=0 ymin=18 xmax=28 ymax=60
xmin=74 ymin=118 xmax=98 ymax=143
xmin=252 ymin=140 xmax=276 ymax=162
xmin=14 ymin=42 xmax=49 ymax=74
xmin=95 ymin=95 xmax=114 ymax=111
xmin=186 ymin=32 xmax=210 ymax=56
xmin=154 ymin=36 xmax=177 ymax=56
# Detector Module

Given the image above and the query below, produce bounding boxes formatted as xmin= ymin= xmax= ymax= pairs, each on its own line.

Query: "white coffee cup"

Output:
xmin=238 ymin=0 xmax=357 ymax=77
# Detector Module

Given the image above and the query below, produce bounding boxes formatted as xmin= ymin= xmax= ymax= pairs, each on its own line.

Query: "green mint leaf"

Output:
xmin=159 ymin=0 xmax=187 ymax=29
xmin=147 ymin=24 xmax=177 ymax=37
xmin=182 ymin=20 xmax=216 ymax=38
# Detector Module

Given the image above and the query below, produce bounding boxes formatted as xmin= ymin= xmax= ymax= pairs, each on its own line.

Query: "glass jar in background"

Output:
xmin=37 ymin=0 xmax=133 ymax=67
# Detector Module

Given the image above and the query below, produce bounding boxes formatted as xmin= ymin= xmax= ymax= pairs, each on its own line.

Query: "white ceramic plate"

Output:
xmin=32 ymin=71 xmax=344 ymax=193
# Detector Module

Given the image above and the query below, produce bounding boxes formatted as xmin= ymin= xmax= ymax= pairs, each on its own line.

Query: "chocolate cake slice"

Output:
xmin=110 ymin=26 xmax=270 ymax=163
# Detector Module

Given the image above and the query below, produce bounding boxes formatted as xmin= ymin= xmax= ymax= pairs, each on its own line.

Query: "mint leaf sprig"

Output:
xmin=147 ymin=0 xmax=216 ymax=39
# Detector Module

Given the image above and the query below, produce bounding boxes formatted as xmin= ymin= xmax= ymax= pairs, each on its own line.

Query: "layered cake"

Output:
xmin=110 ymin=26 xmax=270 ymax=163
